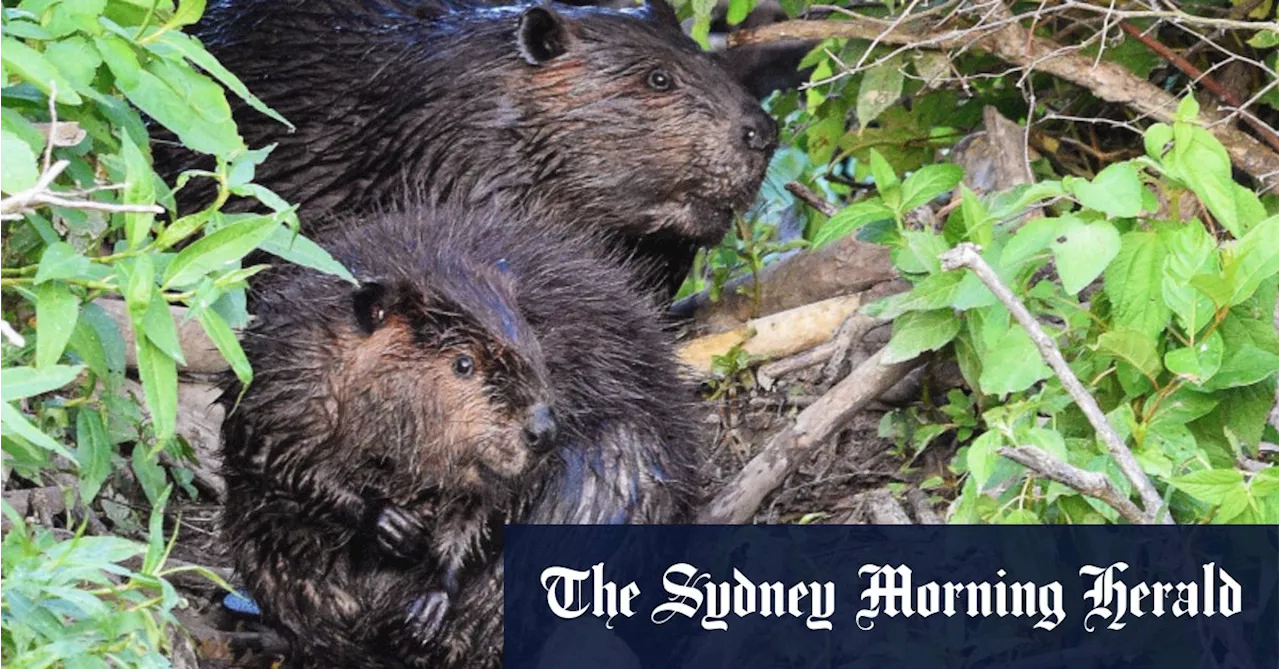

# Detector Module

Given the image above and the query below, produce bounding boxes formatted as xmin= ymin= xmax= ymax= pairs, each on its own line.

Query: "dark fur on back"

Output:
xmin=162 ymin=0 xmax=776 ymax=297
xmin=221 ymin=202 xmax=700 ymax=667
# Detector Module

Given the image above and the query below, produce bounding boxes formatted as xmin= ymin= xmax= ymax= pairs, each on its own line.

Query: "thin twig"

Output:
xmin=1118 ymin=21 xmax=1280 ymax=150
xmin=785 ymin=181 xmax=840 ymax=217
xmin=939 ymin=243 xmax=1170 ymax=524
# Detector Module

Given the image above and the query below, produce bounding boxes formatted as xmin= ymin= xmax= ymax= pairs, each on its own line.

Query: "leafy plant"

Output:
xmin=1 ymin=0 xmax=346 ymax=662
xmin=824 ymin=96 xmax=1278 ymax=524
xmin=706 ymin=343 xmax=758 ymax=401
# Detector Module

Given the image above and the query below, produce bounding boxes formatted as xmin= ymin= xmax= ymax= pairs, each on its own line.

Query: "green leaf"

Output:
xmin=1146 ymin=387 xmax=1221 ymax=426
xmin=196 ymin=308 xmax=252 ymax=386
xmin=162 ymin=213 xmax=282 ymax=288
xmin=802 ymin=114 xmax=842 ymax=165
xmin=139 ymin=293 xmax=186 ymax=366
xmin=898 ymin=164 xmax=964 ymax=213
xmin=34 ymin=281 xmax=80 ymax=369
xmin=1002 ymin=216 xmax=1062 ymax=269
xmin=892 ymin=230 xmax=949 ymax=275
xmin=1144 ymin=420 xmax=1195 ymax=468
xmin=1051 ymin=218 xmax=1121 ymax=295
xmin=856 ymin=56 xmax=905 ymax=130
xmin=1020 ymin=427 xmax=1069 ymax=461
xmin=811 ymin=199 xmax=895 ymax=248
xmin=987 ymin=181 xmax=1067 ymax=221
xmin=43 ymin=36 xmax=102 ymax=91
xmin=881 ymin=271 xmax=963 ymax=318
xmin=1190 ymin=273 xmax=1234 ymax=308
xmin=726 ymin=0 xmax=758 ymax=24
xmin=1144 ymin=123 xmax=1173 ymax=160
xmin=122 ymin=254 xmax=156 ymax=324
xmin=1 ymin=129 xmax=41 ymax=194
xmin=1219 ymin=382 xmax=1275 ymax=450
xmin=1097 ymin=328 xmax=1161 ymax=380
xmin=1170 ymin=124 xmax=1240 ymax=236
xmin=958 ymin=185 xmax=993 ymax=246
xmin=1209 ymin=305 xmax=1279 ymax=389
xmin=152 ymin=212 xmax=207 ymax=253
xmin=882 ymin=309 xmax=960 ymax=364
xmin=1065 ymin=162 xmax=1145 ymax=218
xmin=1175 ymin=95 xmax=1200 ymax=122
xmin=94 ymin=34 xmax=244 ymax=157
xmin=147 ymin=31 xmax=293 ymax=130
xmin=867 ymin=147 xmax=900 ymax=194
xmin=120 ymin=131 xmax=156 ymax=249
xmin=967 ymin=431 xmax=1002 ymax=490
xmin=143 ymin=484 xmax=175 ymax=574
xmin=1160 ymin=221 xmax=1219 ymax=335
xmin=1248 ymin=30 xmax=1279 ymax=48
xmin=135 ymin=337 xmax=177 ymax=443
xmin=34 ymin=242 xmax=92 ymax=284
xmin=1169 ymin=468 xmax=1244 ymax=505
xmin=131 ymin=444 xmax=167 ymax=505
xmin=168 ymin=0 xmax=208 ymax=29
xmin=0 ymin=37 xmax=83 ymax=104
xmin=978 ymin=323 xmax=1052 ymax=395
xmin=1163 ymin=330 xmax=1223 ymax=384
xmin=0 ymin=365 xmax=83 ymax=402
xmin=1225 ymin=214 xmax=1278 ymax=306
xmin=0 ymin=402 xmax=77 ymax=463
xmin=1104 ymin=231 xmax=1171 ymax=339
xmin=1210 ymin=344 xmax=1278 ymax=390
xmin=75 ymin=409 xmax=113 ymax=503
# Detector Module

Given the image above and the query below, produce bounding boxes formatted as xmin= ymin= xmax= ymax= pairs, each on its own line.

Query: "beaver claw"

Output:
xmin=375 ymin=505 xmax=429 ymax=560
xmin=406 ymin=591 xmax=450 ymax=643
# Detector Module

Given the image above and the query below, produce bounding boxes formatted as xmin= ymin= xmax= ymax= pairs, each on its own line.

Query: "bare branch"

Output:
xmin=727 ymin=3 xmax=1280 ymax=188
xmin=999 ymin=445 xmax=1149 ymax=524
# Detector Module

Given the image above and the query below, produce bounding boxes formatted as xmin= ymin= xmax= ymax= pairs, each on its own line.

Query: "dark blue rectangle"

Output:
xmin=504 ymin=526 xmax=1277 ymax=669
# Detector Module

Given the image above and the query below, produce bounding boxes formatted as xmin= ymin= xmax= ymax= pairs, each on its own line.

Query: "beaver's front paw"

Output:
xmin=375 ymin=505 xmax=429 ymax=560
xmin=405 ymin=591 xmax=450 ymax=644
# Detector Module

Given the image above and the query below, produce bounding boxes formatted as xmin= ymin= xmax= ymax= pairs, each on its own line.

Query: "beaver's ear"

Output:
xmin=643 ymin=0 xmax=682 ymax=31
xmin=517 ymin=6 xmax=569 ymax=65
xmin=352 ymin=282 xmax=390 ymax=335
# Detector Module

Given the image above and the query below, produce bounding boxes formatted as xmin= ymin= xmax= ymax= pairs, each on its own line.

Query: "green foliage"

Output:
xmin=2 ymin=489 xmax=233 ymax=666
xmin=836 ymin=98 xmax=1277 ymax=524
xmin=1 ymin=0 xmax=346 ymax=663
xmin=707 ymin=343 xmax=757 ymax=401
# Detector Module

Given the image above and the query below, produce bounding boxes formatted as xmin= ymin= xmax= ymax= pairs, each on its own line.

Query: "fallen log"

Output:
xmin=677 ymin=294 xmax=866 ymax=376
xmin=95 ymin=299 xmax=232 ymax=375
xmin=671 ymin=232 xmax=895 ymax=331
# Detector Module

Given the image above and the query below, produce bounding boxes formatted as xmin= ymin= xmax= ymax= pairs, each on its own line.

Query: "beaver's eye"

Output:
xmin=452 ymin=354 xmax=476 ymax=378
xmin=647 ymin=68 xmax=673 ymax=91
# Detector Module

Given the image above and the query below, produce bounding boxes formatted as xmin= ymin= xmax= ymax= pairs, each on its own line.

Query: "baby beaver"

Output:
xmin=222 ymin=203 xmax=699 ymax=667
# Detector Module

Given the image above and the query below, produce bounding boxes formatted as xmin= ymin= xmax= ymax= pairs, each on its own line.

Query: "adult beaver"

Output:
xmin=222 ymin=202 xmax=699 ymax=667
xmin=167 ymin=0 xmax=777 ymax=296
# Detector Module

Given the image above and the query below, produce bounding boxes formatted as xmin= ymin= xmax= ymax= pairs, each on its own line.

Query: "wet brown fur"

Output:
xmin=162 ymin=0 xmax=778 ymax=297
xmin=221 ymin=202 xmax=701 ymax=667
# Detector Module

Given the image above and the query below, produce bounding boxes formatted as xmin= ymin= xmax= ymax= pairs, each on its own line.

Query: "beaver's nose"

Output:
xmin=522 ymin=404 xmax=557 ymax=453
xmin=741 ymin=109 xmax=778 ymax=153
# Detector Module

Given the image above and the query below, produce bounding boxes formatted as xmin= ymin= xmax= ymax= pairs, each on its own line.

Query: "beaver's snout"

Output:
xmin=522 ymin=404 xmax=557 ymax=453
